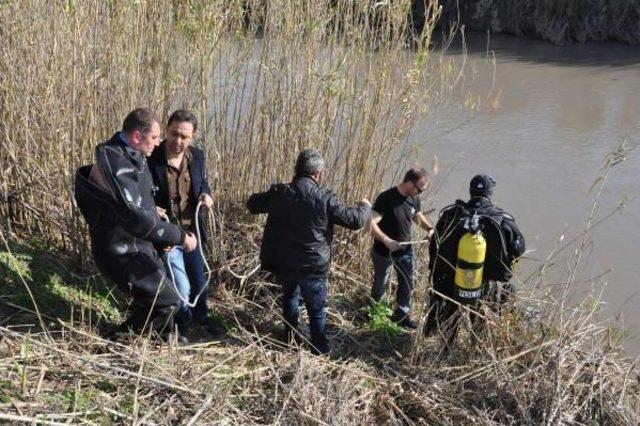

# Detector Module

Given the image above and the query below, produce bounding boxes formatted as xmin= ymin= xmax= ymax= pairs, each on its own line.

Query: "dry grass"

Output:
xmin=1 ymin=0 xmax=639 ymax=424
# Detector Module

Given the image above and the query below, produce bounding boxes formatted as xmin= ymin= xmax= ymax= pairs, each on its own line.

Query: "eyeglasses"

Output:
xmin=413 ymin=181 xmax=426 ymax=194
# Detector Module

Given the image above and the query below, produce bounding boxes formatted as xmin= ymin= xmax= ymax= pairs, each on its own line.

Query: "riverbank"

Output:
xmin=1 ymin=230 xmax=639 ymax=423
xmin=413 ymin=0 xmax=640 ymax=45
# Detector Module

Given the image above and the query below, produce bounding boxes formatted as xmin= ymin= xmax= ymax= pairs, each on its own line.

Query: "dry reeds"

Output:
xmin=0 ymin=270 xmax=638 ymax=424
xmin=0 ymin=0 xmax=448 ymax=263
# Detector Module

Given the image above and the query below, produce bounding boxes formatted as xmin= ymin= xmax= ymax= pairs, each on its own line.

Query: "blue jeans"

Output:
xmin=278 ymin=276 xmax=328 ymax=354
xmin=167 ymin=246 xmax=208 ymax=331
xmin=371 ymin=249 xmax=414 ymax=315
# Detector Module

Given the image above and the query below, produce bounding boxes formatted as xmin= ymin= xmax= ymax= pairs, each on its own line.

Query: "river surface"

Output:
xmin=413 ymin=33 xmax=640 ymax=352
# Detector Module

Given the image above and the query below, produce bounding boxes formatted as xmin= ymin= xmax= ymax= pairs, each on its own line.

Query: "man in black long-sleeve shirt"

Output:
xmin=75 ymin=108 xmax=197 ymax=338
xmin=247 ymin=149 xmax=371 ymax=354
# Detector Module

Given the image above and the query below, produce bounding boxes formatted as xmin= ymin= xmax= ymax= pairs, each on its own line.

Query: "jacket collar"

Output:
xmin=111 ymin=132 xmax=143 ymax=167
xmin=159 ymin=140 xmax=193 ymax=164
xmin=152 ymin=141 xmax=199 ymax=202
xmin=292 ymin=175 xmax=319 ymax=187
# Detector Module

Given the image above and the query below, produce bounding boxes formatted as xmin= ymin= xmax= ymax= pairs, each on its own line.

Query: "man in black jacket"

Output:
xmin=74 ymin=108 xmax=197 ymax=338
xmin=425 ymin=174 xmax=525 ymax=348
xmin=247 ymin=149 xmax=371 ymax=354
xmin=148 ymin=110 xmax=221 ymax=337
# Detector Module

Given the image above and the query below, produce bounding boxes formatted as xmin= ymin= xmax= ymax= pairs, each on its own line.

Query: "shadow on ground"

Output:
xmin=0 ymin=240 xmax=124 ymax=333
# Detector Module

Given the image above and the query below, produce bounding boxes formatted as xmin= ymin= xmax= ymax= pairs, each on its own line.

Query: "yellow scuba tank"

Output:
xmin=454 ymin=228 xmax=486 ymax=301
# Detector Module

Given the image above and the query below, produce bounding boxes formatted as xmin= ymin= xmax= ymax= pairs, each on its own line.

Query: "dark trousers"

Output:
xmin=371 ymin=249 xmax=414 ymax=316
xmin=425 ymin=279 xmax=515 ymax=348
xmin=278 ymin=275 xmax=328 ymax=355
xmin=184 ymin=248 xmax=208 ymax=323
xmin=95 ymin=248 xmax=180 ymax=335
xmin=425 ymin=292 xmax=479 ymax=350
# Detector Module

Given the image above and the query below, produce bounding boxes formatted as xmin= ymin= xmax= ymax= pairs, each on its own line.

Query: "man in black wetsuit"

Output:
xmin=75 ymin=108 xmax=197 ymax=338
xmin=425 ymin=174 xmax=525 ymax=348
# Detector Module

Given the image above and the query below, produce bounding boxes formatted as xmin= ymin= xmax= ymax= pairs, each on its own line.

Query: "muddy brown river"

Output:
xmin=413 ymin=33 xmax=640 ymax=352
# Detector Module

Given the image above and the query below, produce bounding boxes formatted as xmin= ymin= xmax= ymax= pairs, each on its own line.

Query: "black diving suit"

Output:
xmin=74 ymin=133 xmax=186 ymax=334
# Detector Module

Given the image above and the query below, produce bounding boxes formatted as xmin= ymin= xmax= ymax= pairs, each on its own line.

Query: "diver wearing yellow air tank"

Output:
xmin=425 ymin=174 xmax=525 ymax=349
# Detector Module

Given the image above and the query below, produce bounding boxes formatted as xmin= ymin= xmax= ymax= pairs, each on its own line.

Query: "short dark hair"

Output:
xmin=295 ymin=149 xmax=325 ymax=177
xmin=122 ymin=108 xmax=158 ymax=135
xmin=402 ymin=167 xmax=428 ymax=183
xmin=167 ymin=109 xmax=198 ymax=133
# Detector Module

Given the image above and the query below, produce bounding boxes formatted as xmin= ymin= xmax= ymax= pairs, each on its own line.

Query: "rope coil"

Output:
xmin=164 ymin=201 xmax=261 ymax=308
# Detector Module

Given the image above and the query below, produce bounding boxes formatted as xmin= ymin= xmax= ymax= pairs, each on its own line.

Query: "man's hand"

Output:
xmin=199 ymin=193 xmax=214 ymax=209
xmin=361 ymin=197 xmax=371 ymax=206
xmin=156 ymin=206 xmax=168 ymax=220
xmin=384 ymin=238 xmax=401 ymax=252
xmin=183 ymin=232 xmax=198 ymax=252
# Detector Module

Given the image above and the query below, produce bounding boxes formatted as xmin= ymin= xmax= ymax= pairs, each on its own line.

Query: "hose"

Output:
xmin=164 ymin=200 xmax=261 ymax=308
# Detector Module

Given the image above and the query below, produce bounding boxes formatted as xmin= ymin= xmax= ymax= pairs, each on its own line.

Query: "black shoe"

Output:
xmin=397 ymin=317 xmax=418 ymax=329
xmin=390 ymin=312 xmax=417 ymax=329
